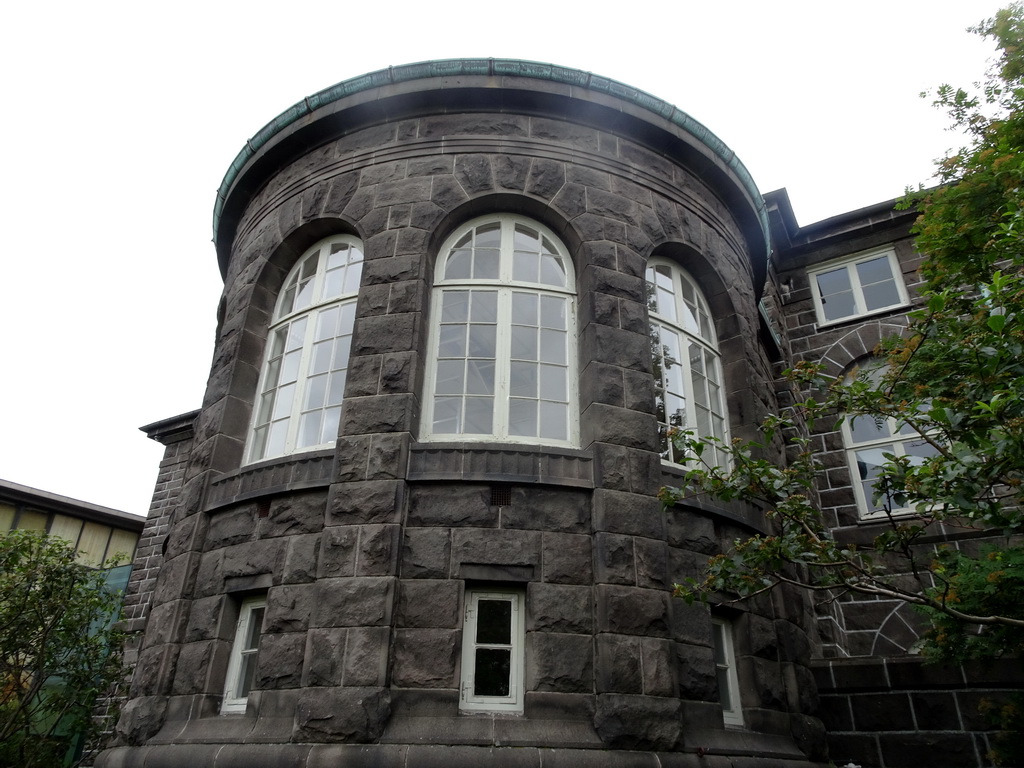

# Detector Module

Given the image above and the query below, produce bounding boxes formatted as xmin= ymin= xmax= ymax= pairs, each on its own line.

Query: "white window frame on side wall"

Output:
xmin=711 ymin=617 xmax=743 ymax=726
xmin=807 ymin=246 xmax=909 ymax=327
xmin=422 ymin=214 xmax=578 ymax=447
xmin=221 ymin=595 xmax=267 ymax=714
xmin=840 ymin=360 xmax=941 ymax=520
xmin=459 ymin=589 xmax=525 ymax=714
xmin=246 ymin=235 xmax=363 ymax=464
xmin=645 ymin=258 xmax=730 ymax=467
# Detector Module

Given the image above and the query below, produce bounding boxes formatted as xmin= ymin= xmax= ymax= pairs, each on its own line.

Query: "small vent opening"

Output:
xmin=490 ymin=486 xmax=512 ymax=507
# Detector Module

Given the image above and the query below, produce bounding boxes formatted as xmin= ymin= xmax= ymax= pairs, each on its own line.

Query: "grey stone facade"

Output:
xmin=96 ymin=60 xmax=1018 ymax=768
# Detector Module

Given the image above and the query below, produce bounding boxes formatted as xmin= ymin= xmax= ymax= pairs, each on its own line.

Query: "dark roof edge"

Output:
xmin=0 ymin=478 xmax=144 ymax=528
xmin=764 ymin=188 xmax=919 ymax=256
xmin=140 ymin=410 xmax=200 ymax=446
xmin=212 ymin=58 xmax=768 ymax=259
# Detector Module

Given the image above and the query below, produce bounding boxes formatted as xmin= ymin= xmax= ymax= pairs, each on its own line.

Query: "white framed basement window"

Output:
xmin=808 ymin=247 xmax=908 ymax=326
xmin=423 ymin=215 xmax=577 ymax=446
xmin=460 ymin=589 xmax=525 ymax=713
xmin=645 ymin=259 xmax=730 ymax=466
xmin=221 ymin=595 xmax=266 ymax=714
xmin=711 ymin=617 xmax=743 ymax=726
xmin=247 ymin=235 xmax=363 ymax=463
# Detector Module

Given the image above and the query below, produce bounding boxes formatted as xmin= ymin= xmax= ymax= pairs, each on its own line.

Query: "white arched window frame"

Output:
xmin=246 ymin=235 xmax=363 ymax=463
xmin=645 ymin=259 xmax=729 ymax=466
xmin=841 ymin=362 xmax=940 ymax=519
xmin=423 ymin=215 xmax=578 ymax=447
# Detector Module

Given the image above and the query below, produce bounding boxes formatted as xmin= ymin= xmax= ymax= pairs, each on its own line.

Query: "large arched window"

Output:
xmin=246 ymin=235 xmax=363 ymax=463
xmin=646 ymin=259 xmax=729 ymax=465
xmin=423 ymin=215 xmax=577 ymax=446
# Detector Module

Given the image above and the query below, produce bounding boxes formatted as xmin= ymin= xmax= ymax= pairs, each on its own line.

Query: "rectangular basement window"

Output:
xmin=221 ymin=595 xmax=266 ymax=714
xmin=460 ymin=589 xmax=525 ymax=713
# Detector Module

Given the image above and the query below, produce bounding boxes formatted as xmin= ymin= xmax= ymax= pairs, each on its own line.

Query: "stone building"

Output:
xmin=95 ymin=60 xmax=1019 ymax=768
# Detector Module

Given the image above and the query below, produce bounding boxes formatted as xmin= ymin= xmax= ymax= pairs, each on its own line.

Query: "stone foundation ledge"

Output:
xmin=95 ymin=743 xmax=828 ymax=768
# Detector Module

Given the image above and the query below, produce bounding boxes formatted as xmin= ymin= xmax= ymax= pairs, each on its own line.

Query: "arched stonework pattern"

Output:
xmin=817 ymin=322 xmax=908 ymax=377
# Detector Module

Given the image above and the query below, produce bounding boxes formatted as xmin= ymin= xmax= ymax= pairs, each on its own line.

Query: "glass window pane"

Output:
xmin=474 ymin=249 xmax=500 ymax=279
xmin=470 ymin=291 xmax=498 ymax=323
xmin=816 ymin=267 xmax=852 ymax=297
xmin=304 ymin=374 xmax=327 ymax=410
xmin=514 ymin=225 xmax=539 ymax=250
xmin=468 ymin=325 xmax=497 ymax=358
xmin=446 ymin=249 xmax=472 ymax=279
xmin=436 ymin=360 xmax=465 ymax=395
xmin=272 ymin=383 xmax=296 ymax=420
xmin=433 ymin=397 xmax=462 ymax=434
xmin=476 ymin=223 xmax=501 ymax=248
xmin=295 ymin=279 xmax=315 ymax=312
xmin=862 ymin=281 xmax=901 ymax=311
xmin=540 ymin=296 xmax=566 ymax=330
xmin=513 ymin=251 xmax=538 ymax=283
xmin=328 ymin=242 xmax=352 ymax=269
xmin=510 ymin=362 xmax=538 ymax=398
xmin=315 ymin=307 xmax=340 ymax=341
xmin=511 ymin=293 xmax=537 ymax=325
xmin=540 ymin=254 xmax=566 ymax=287
xmin=717 ymin=668 xmax=733 ymax=710
xmin=238 ymin=654 xmax=258 ymax=698
xmin=508 ymin=399 xmax=537 ymax=436
xmin=77 ymin=522 xmax=111 ymax=566
xmin=476 ymin=599 xmax=512 ymax=643
xmin=343 ymin=261 xmax=363 ymax=294
xmin=286 ymin=317 xmax=308 ymax=350
xmin=850 ymin=414 xmax=892 ymax=443
xmin=327 ymin=371 xmax=346 ymax=406
xmin=539 ymin=401 xmax=568 ymax=440
xmin=442 ymin=291 xmax=470 ymax=323
xmin=310 ymin=341 xmax=333 ymax=375
xmin=280 ymin=350 xmax=302 ymax=384
xmin=510 ymin=325 xmax=538 ymax=360
xmin=297 ymin=411 xmax=322 ymax=448
xmin=539 ymin=329 xmax=566 ymax=365
xmin=107 ymin=529 xmax=139 ymax=566
xmin=50 ymin=515 xmax=82 ymax=547
xmin=0 ymin=503 xmax=12 ymax=532
xmin=247 ymin=607 xmax=265 ymax=648
xmin=855 ymin=256 xmax=894 ymax=285
xmin=266 ymin=420 xmax=288 ymax=457
xmin=320 ymin=407 xmax=341 ymax=445
xmin=821 ymin=290 xmax=857 ymax=321
xmin=323 ymin=269 xmax=345 ymax=299
xmin=439 ymin=325 xmax=467 ymax=358
xmin=474 ymin=649 xmax=511 ymax=697
xmin=463 ymin=397 xmax=493 ymax=434
xmin=539 ymin=364 xmax=566 ymax=400
xmin=17 ymin=510 xmax=48 ymax=531
xmin=466 ymin=360 xmax=495 ymax=395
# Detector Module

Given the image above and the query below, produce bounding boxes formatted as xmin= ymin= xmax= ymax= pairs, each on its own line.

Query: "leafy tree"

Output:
xmin=667 ymin=6 xmax=1024 ymax=760
xmin=0 ymin=529 xmax=126 ymax=768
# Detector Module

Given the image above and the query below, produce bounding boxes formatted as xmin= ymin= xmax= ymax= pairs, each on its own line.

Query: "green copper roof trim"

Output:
xmin=213 ymin=58 xmax=769 ymax=259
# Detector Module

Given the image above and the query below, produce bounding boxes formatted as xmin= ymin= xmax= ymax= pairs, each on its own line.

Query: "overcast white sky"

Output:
xmin=0 ymin=0 xmax=1008 ymax=515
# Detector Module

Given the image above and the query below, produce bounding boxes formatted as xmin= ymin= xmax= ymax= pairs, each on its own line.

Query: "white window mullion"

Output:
xmin=285 ymin=310 xmax=321 ymax=454
xmin=493 ymin=287 xmax=513 ymax=439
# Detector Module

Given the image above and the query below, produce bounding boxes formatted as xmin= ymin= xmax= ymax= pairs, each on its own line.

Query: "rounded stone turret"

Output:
xmin=98 ymin=60 xmax=826 ymax=767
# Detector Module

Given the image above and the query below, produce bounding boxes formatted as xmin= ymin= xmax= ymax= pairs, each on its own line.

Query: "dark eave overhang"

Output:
xmin=0 ymin=478 xmax=145 ymax=530
xmin=764 ymin=188 xmax=919 ymax=262
xmin=212 ymin=59 xmax=770 ymax=285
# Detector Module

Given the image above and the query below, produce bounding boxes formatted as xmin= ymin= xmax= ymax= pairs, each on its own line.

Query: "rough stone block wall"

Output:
xmin=816 ymin=657 xmax=1017 ymax=768
xmin=122 ymin=424 xmax=196 ymax=669
xmin=99 ymin=73 xmax=829 ymax=767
